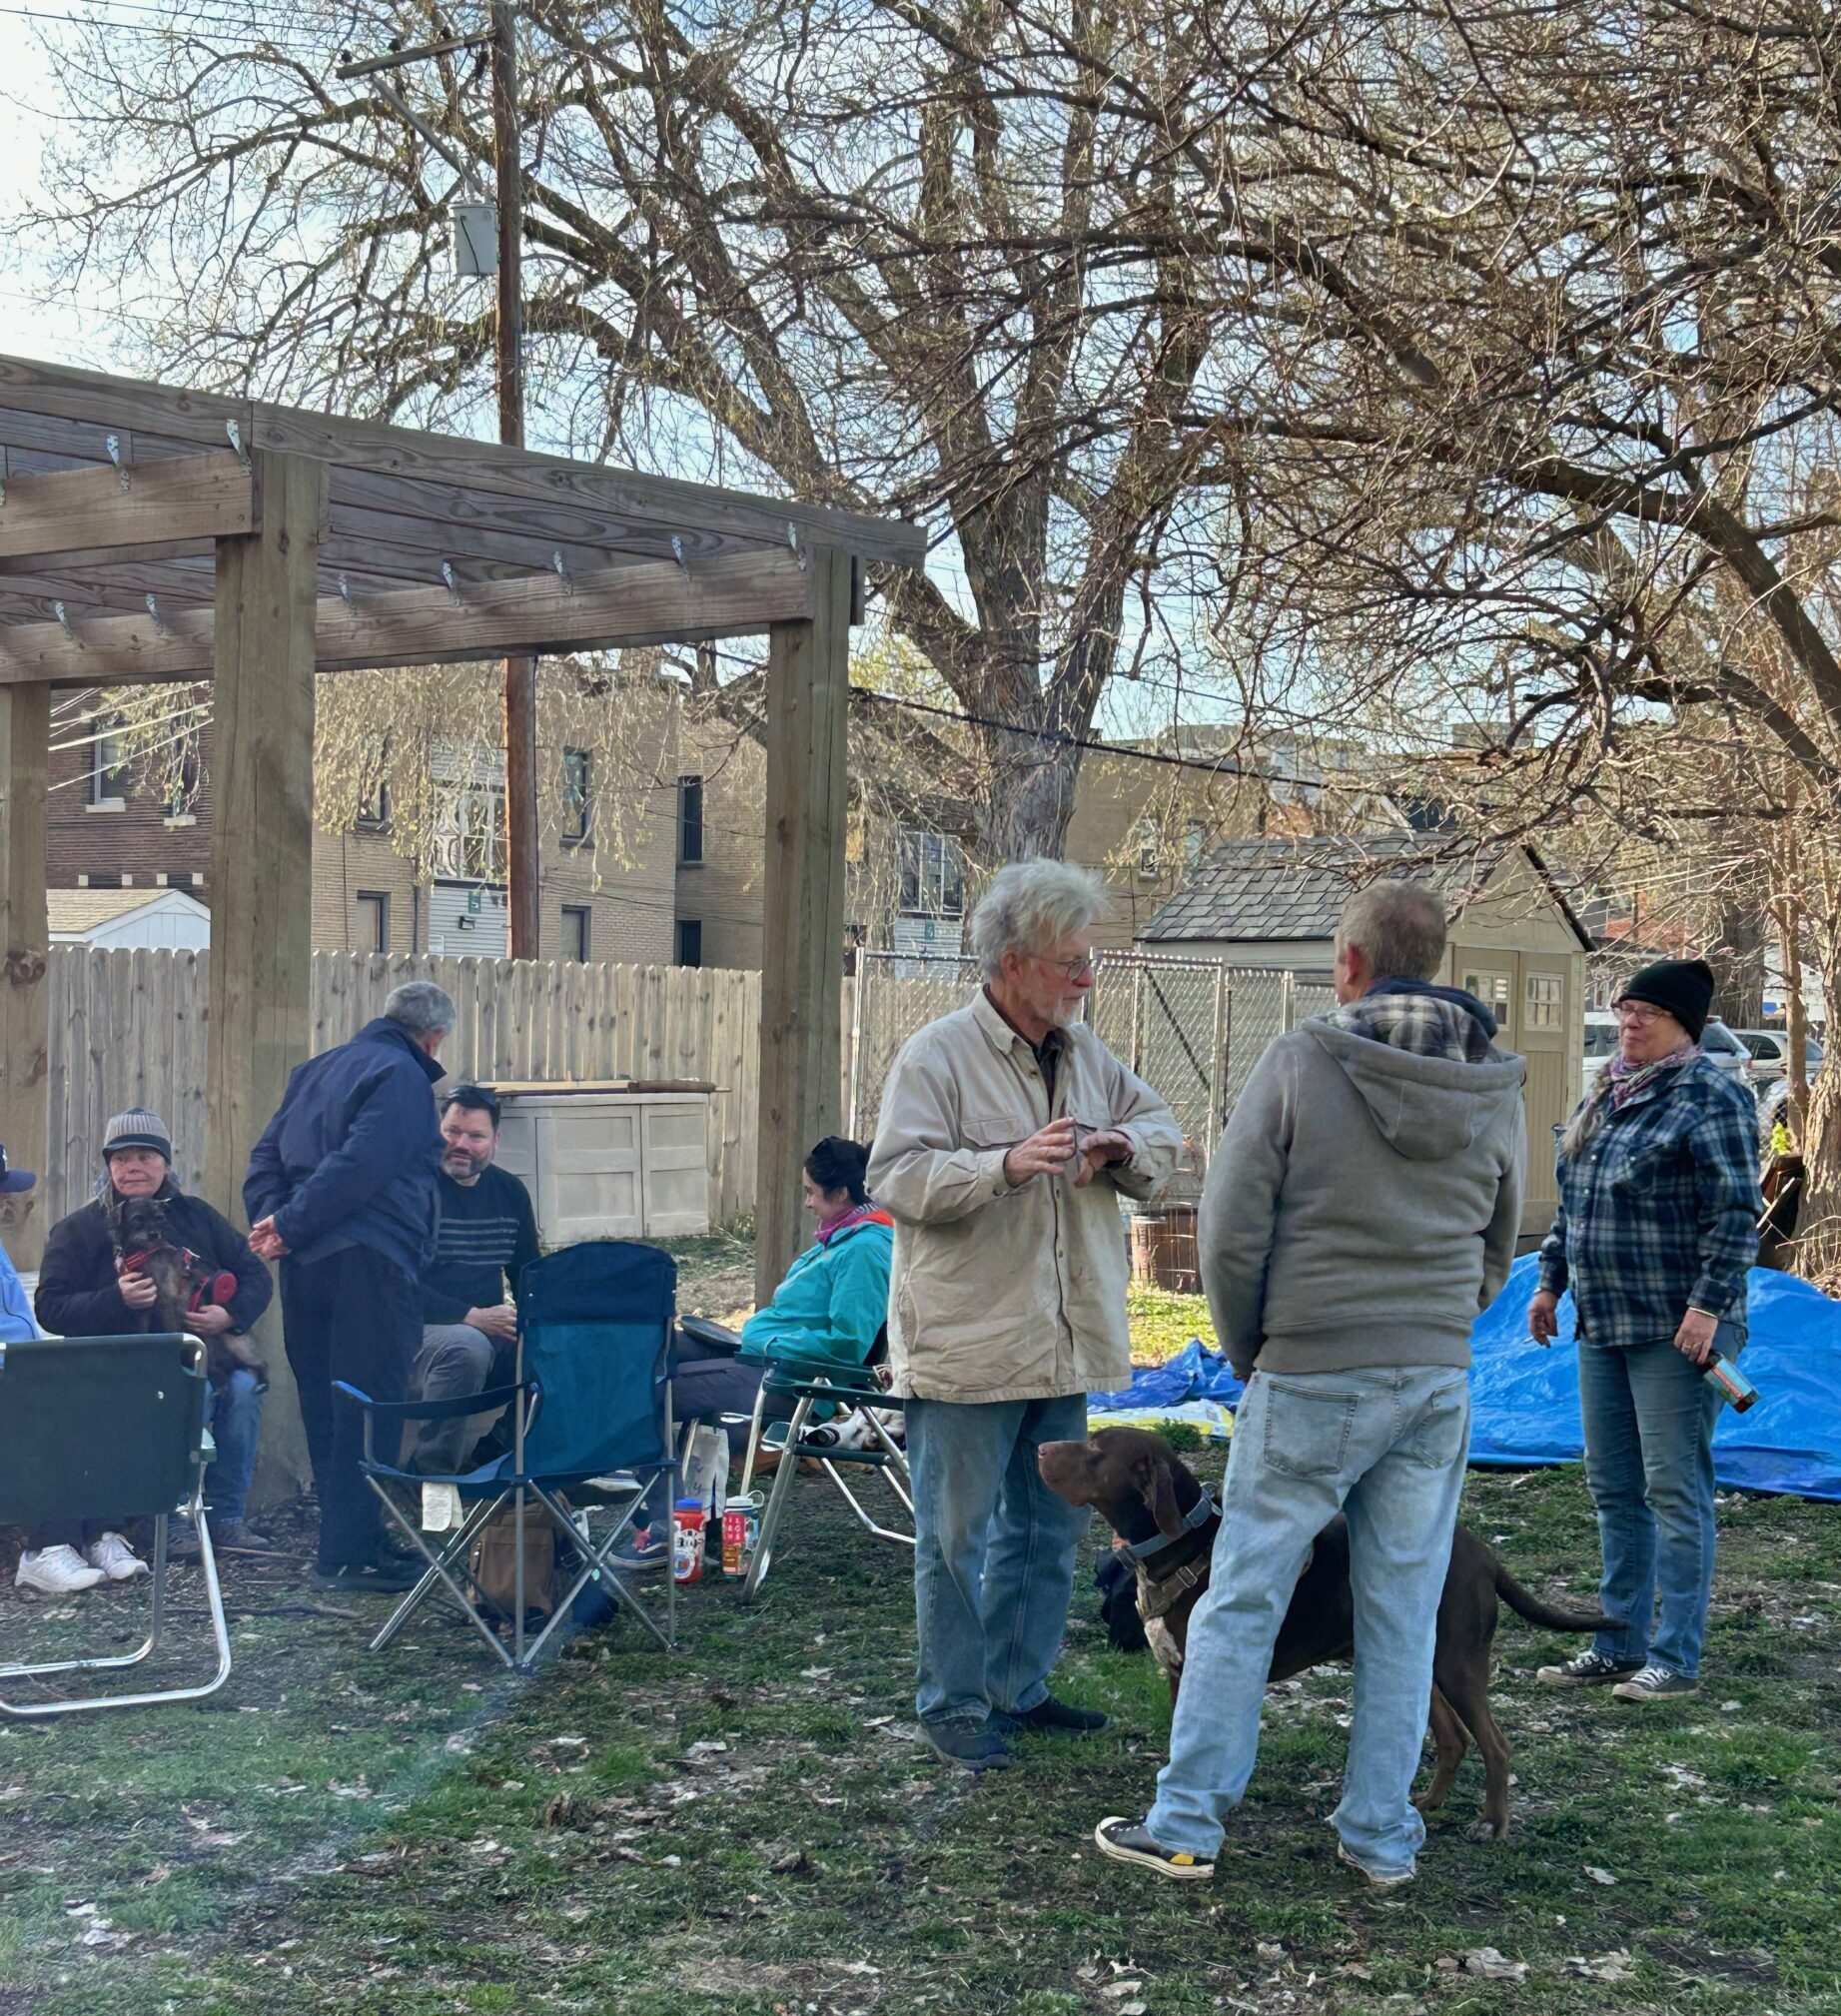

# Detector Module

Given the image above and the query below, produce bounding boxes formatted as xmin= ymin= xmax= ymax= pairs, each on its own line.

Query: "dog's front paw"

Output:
xmin=1464 ymin=1816 xmax=1509 ymax=1844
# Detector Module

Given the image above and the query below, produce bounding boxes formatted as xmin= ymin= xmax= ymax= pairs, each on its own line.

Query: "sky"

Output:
xmin=0 ymin=11 xmax=1225 ymax=743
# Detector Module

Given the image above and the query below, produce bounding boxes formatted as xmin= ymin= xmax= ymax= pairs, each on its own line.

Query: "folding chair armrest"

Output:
xmin=678 ymin=1314 xmax=742 ymax=1354
xmin=332 ymin=1380 xmax=527 ymax=1422
xmin=760 ymin=1358 xmax=884 ymax=1400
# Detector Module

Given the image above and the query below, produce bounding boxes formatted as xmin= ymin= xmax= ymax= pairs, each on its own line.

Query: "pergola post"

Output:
xmin=0 ymin=683 xmax=50 ymax=1268
xmin=755 ymin=545 xmax=852 ymax=1305
xmin=206 ymin=450 xmax=324 ymax=1494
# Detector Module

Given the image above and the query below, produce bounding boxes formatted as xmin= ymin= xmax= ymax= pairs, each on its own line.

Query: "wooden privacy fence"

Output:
xmin=44 ymin=947 xmax=763 ymax=1229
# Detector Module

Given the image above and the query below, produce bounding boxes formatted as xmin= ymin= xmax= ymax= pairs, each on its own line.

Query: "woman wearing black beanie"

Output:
xmin=1526 ymin=959 xmax=1761 ymax=1701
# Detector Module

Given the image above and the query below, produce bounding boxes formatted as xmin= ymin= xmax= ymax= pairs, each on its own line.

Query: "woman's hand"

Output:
xmin=1527 ymin=1289 xmax=1561 ymax=1345
xmin=1673 ymin=1308 xmax=1719 ymax=1367
xmin=189 ymin=1303 xmax=234 ymax=1336
xmin=118 ymin=1270 xmax=159 ymax=1311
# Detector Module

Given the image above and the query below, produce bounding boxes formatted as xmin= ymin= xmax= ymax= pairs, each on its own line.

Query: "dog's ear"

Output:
xmin=1137 ymin=1454 xmax=1186 ymax=1540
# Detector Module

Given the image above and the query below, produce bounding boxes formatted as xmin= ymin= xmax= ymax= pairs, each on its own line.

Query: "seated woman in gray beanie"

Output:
xmin=21 ymin=1108 xmax=274 ymax=1596
xmin=1528 ymin=959 xmax=1761 ymax=1701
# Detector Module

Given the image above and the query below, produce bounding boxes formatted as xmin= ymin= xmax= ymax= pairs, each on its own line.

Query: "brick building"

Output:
xmin=50 ymin=684 xmax=681 ymax=965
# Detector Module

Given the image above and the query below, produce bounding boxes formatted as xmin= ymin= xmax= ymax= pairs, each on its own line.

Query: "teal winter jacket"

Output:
xmin=739 ymin=1211 xmax=894 ymax=1376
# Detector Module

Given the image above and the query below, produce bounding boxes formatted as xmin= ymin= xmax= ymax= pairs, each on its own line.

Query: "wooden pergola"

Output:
xmin=0 ymin=353 xmax=923 ymax=1334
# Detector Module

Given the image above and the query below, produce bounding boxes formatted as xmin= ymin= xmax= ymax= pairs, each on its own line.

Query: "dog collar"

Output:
xmin=1120 ymin=1489 xmax=1220 ymax=1565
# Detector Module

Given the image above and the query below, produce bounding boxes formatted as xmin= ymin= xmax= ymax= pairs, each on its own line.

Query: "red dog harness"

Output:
xmin=117 ymin=1244 xmax=239 ymax=1313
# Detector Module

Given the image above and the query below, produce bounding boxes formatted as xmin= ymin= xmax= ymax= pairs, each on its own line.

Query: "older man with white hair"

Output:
xmin=869 ymin=860 xmax=1182 ymax=1771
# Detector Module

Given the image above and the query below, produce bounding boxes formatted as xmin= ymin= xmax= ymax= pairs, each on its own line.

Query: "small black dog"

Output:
xmin=109 ymin=1192 xmax=267 ymax=1388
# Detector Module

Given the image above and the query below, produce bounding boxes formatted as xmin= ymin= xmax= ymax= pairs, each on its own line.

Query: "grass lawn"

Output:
xmin=3 ymin=1240 xmax=1839 ymax=2014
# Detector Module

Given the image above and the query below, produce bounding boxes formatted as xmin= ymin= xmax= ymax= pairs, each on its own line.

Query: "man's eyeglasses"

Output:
xmin=1611 ymin=1002 xmax=1669 ymax=1026
xmin=1030 ymin=951 xmax=1096 ymax=982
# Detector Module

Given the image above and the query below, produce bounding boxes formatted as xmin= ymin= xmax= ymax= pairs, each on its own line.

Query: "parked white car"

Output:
xmin=1733 ymin=1028 xmax=1825 ymax=1084
xmin=1583 ymin=1011 xmax=1756 ymax=1098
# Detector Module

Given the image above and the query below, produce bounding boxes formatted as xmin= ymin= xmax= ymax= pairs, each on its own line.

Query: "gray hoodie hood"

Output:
xmin=1304 ymin=1015 xmax=1527 ymax=1162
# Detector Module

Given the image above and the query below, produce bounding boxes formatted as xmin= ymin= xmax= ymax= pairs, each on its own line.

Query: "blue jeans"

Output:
xmin=906 ymin=1392 xmax=1091 ymax=1725
xmin=1148 ymin=1366 xmax=1471 ymax=1877
xmin=1577 ymin=1322 xmax=1737 ymax=1678
xmin=206 ymin=1369 xmax=265 ymax=1525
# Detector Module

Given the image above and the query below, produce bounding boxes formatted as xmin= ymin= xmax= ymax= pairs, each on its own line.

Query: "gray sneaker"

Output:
xmin=922 ymin=1716 xmax=1011 ymax=1772
xmin=1611 ymin=1663 xmax=1702 ymax=1702
xmin=1536 ymin=1649 xmax=1643 ymax=1688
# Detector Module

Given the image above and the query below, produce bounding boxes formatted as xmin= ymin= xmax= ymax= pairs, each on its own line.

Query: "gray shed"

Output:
xmin=1139 ymin=836 xmax=1593 ymax=1236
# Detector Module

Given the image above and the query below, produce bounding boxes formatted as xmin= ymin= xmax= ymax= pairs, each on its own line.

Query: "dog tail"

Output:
xmin=1492 ymin=1560 xmax=1614 ymax=1633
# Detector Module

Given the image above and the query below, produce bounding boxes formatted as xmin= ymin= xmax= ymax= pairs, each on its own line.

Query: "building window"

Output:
xmin=561 ymin=904 xmax=591 ymax=962
xmin=356 ymin=890 xmax=390 ymax=954
xmin=898 ymin=829 xmax=966 ymax=917
xmin=1525 ymin=971 xmax=1564 ymax=1029
xmin=88 ymin=715 xmax=129 ymax=808
xmin=675 ymin=918 xmax=703 ymax=968
xmin=1183 ymin=823 xmax=1208 ymax=872
xmin=1462 ymin=970 xmax=1513 ymax=1014
xmin=437 ymin=782 xmax=506 ymax=881
xmin=166 ymin=732 xmax=201 ymax=820
xmin=561 ymin=748 xmax=591 ymax=845
xmin=678 ymin=775 xmax=704 ymax=865
xmin=1135 ymin=818 xmax=1161 ymax=880
xmin=356 ymin=753 xmax=392 ymax=831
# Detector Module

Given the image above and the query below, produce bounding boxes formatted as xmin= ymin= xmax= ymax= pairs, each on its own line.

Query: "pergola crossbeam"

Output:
xmin=0 ymin=547 xmax=816 ymax=685
xmin=0 ymin=451 xmax=255 ymax=561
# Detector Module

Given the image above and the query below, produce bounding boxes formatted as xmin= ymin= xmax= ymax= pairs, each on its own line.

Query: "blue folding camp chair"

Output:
xmin=0 ymin=1334 xmax=232 ymax=1717
xmin=338 ymin=1241 xmax=679 ymax=1671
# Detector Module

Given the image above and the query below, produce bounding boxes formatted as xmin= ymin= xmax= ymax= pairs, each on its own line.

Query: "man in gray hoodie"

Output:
xmin=1095 ymin=880 xmax=1524 ymax=1889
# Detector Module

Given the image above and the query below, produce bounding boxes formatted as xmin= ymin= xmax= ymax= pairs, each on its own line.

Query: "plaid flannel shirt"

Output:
xmin=1537 ymin=1055 xmax=1761 ymax=1347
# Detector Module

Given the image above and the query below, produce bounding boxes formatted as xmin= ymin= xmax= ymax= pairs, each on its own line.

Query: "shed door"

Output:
xmin=1452 ymin=954 xmax=1543 ymax=1237
xmin=639 ymin=1096 xmax=711 ymax=1237
xmin=1514 ymin=956 xmax=1571 ymax=1235
xmin=537 ymin=1100 xmax=644 ymax=1244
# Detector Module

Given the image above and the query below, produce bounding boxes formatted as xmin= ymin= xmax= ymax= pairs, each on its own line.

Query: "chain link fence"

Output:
xmin=849 ymin=950 xmax=1337 ymax=1198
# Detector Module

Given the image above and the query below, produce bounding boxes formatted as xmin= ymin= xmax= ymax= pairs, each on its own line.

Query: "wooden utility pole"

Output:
xmin=492 ymin=0 xmax=539 ymax=959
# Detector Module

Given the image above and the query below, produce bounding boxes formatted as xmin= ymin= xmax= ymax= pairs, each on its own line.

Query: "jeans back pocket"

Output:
xmin=1401 ymin=1380 xmax=1470 ymax=1471
xmin=1261 ymin=1379 xmax=1358 ymax=1480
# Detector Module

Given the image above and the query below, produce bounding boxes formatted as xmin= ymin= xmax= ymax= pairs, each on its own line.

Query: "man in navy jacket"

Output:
xmin=245 ymin=981 xmax=452 ymax=1588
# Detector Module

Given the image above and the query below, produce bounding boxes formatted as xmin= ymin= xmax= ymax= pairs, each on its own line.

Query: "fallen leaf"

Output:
xmin=1256 ymin=1940 xmax=1285 ymax=1964
xmin=1102 ymin=1984 xmax=1144 ymax=2001
xmin=1565 ymin=1951 xmax=1636 ymax=1982
xmin=1462 ymin=1947 xmax=1528 ymax=1981
xmin=1337 ymin=1962 xmax=1375 ymax=1980
xmin=1584 ymin=1866 xmax=1617 ymax=1886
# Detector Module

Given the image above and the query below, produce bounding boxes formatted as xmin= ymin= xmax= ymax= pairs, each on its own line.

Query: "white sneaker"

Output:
xmin=15 ymin=1544 xmax=106 ymax=1594
xmin=87 ymin=1531 xmax=151 ymax=1582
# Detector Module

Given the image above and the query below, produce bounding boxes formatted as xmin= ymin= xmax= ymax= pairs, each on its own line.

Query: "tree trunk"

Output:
xmin=972 ymin=721 xmax=1082 ymax=866
xmin=1705 ymin=873 xmax=1768 ymax=1028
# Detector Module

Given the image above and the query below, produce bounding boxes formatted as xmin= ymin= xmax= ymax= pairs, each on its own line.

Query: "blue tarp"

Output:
xmin=1090 ymin=1257 xmax=1841 ymax=1500
xmin=1468 ymin=1254 xmax=1841 ymax=1502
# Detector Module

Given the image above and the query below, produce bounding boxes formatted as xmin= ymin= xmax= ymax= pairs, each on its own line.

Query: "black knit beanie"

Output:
xmin=1615 ymin=959 xmax=1716 ymax=1042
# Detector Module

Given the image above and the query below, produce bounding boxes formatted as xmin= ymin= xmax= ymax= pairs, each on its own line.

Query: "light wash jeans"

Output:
xmin=1147 ymin=1365 xmax=1470 ymax=1878
xmin=906 ymin=1392 xmax=1091 ymax=1725
xmin=205 ymin=1368 xmax=266 ymax=1525
xmin=1577 ymin=1320 xmax=1738 ymax=1679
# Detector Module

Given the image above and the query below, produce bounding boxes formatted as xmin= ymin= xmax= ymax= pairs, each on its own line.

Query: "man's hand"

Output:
xmin=1074 ymin=1128 xmax=1134 ymax=1189
xmin=118 ymin=1270 xmax=158 ymax=1312
xmin=1527 ymin=1289 xmax=1561 ymax=1345
xmin=1003 ymin=1118 xmax=1079 ymax=1186
xmin=248 ymin=1216 xmax=290 ymax=1262
xmin=1674 ymin=1307 xmax=1719 ymax=1367
xmin=465 ymin=1303 xmax=519 ymax=1341
xmin=189 ymin=1303 xmax=234 ymax=1336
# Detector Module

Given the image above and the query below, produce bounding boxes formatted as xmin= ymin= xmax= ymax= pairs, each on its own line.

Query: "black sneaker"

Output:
xmin=993 ymin=1695 xmax=1110 ymax=1736
xmin=312 ymin=1557 xmax=422 ymax=1593
xmin=922 ymin=1716 xmax=1012 ymax=1772
xmin=1094 ymin=1816 xmax=1214 ymax=1880
xmin=1536 ymin=1650 xmax=1643 ymax=1688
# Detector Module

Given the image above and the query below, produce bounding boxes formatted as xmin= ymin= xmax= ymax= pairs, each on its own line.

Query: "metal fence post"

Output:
xmin=1281 ymin=969 xmax=1297 ymax=1034
xmin=1209 ymin=965 xmax=1228 ymax=1150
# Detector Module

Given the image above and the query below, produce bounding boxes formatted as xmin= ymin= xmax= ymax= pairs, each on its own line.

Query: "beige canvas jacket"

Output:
xmin=867 ymin=989 xmax=1183 ymax=1403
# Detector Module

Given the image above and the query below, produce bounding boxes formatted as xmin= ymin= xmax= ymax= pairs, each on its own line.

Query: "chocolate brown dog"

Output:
xmin=1040 ymin=1425 xmax=1611 ymax=1840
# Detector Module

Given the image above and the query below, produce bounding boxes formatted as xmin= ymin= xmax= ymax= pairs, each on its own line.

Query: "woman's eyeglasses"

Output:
xmin=1612 ymin=1002 xmax=1668 ymax=1026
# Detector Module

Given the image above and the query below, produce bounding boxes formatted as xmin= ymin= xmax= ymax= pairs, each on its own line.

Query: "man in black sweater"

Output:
xmin=411 ymin=1084 xmax=540 ymax=1474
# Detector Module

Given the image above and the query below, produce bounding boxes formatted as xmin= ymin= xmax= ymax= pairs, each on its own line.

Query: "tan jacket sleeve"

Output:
xmin=1098 ymin=1047 xmax=1185 ymax=1202
xmin=867 ymin=1045 xmax=1015 ymax=1226
xmin=1478 ymin=1100 xmax=1526 ymax=1310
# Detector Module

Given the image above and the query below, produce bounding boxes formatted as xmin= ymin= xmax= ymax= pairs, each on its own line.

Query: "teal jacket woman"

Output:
xmin=740 ymin=1204 xmax=895 ymax=1375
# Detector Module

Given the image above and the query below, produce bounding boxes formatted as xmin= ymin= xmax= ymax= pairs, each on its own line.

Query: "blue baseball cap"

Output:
xmin=0 ymin=1144 xmax=35 ymax=1193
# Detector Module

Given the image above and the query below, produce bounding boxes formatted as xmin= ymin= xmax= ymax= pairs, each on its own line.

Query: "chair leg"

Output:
xmin=742 ymin=1394 xmax=813 ymax=1600
xmin=365 ymin=1479 xmax=514 ymax=1666
xmin=737 ymin=1382 xmax=771 ymax=1498
xmin=0 ymin=1510 xmax=234 ymax=1718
